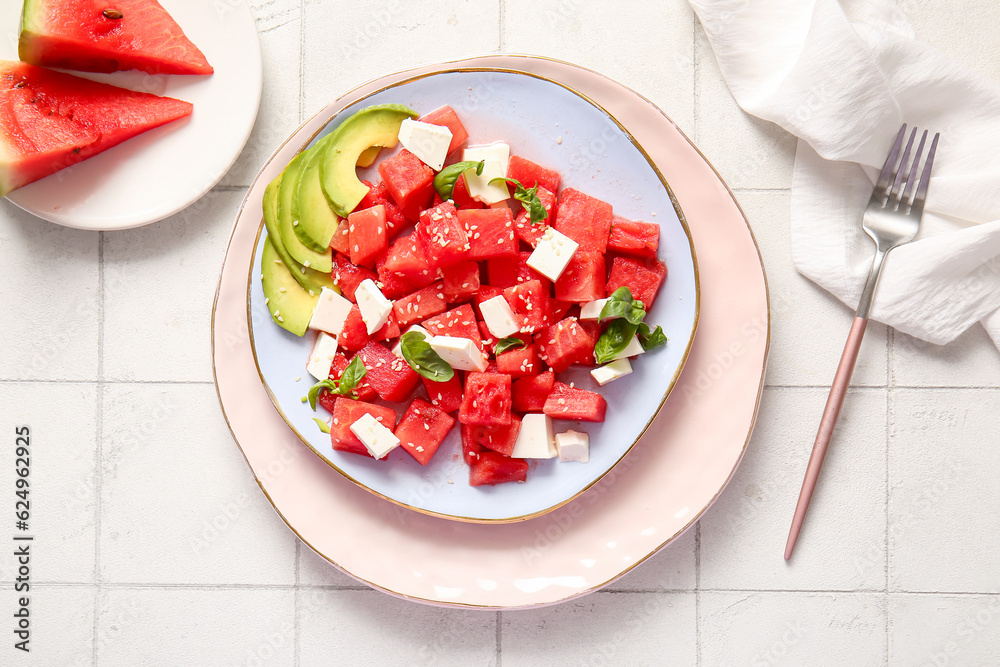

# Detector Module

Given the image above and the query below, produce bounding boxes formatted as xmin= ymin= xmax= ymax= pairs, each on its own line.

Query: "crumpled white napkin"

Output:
xmin=689 ymin=0 xmax=1000 ymax=349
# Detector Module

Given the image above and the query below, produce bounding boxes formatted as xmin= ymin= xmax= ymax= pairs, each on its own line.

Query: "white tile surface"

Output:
xmin=889 ymin=593 xmax=1000 ymax=666
xmin=892 ymin=326 xmax=1000 ymax=387
xmin=0 ymin=585 xmax=95 ymax=667
xmin=99 ymin=384 xmax=297 ymax=585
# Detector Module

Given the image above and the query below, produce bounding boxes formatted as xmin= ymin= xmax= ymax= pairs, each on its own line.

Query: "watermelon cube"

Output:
xmin=422 ymin=304 xmax=483 ymax=352
xmin=496 ymin=343 xmax=544 ymax=377
xmin=606 ymin=256 xmax=668 ymax=308
xmin=370 ymin=311 xmax=400 ymax=343
xmin=507 ymin=155 xmax=561 ymax=193
xmin=321 ymin=353 xmax=376 ymax=403
xmin=441 ymin=260 xmax=480 ymax=304
xmin=553 ymin=188 xmax=613 ymax=253
xmin=549 ymin=300 xmax=574 ymax=324
xmin=330 ymin=218 xmax=351 ymax=255
xmin=466 ymin=415 xmax=522 ymax=457
xmin=534 ymin=317 xmax=592 ymax=373
xmin=488 ymin=252 xmax=550 ymax=289
xmin=330 ymin=398 xmax=397 ymax=458
xmin=392 ymin=282 xmax=447 ymax=328
xmin=347 ymin=204 xmax=387 ymax=267
xmin=608 ymin=216 xmax=660 ymax=258
xmin=459 ymin=208 xmax=518 ymax=260
xmin=356 ymin=341 xmax=420 ymax=402
xmin=543 ymin=382 xmax=608 ymax=422
xmin=451 ymin=174 xmax=484 ymax=210
xmin=416 ymin=202 xmax=470 ymax=269
xmin=423 ymin=373 xmax=463 ymax=413
xmin=512 ymin=370 xmax=555 ymax=412
xmin=503 ymin=279 xmax=551 ymax=334
xmin=577 ymin=320 xmax=600 ymax=366
xmin=459 ymin=372 xmax=512 ymax=426
xmin=513 ymin=186 xmax=557 ymax=247
xmin=461 ymin=424 xmax=485 ymax=465
xmin=418 ymin=105 xmax=469 ymax=154
xmin=337 ymin=305 xmax=370 ymax=352
xmin=333 ymin=254 xmax=378 ymax=303
xmin=357 ymin=180 xmax=410 ymax=240
xmin=469 ymin=450 xmax=528 ymax=486
xmin=378 ymin=149 xmax=434 ymax=220
xmin=382 ymin=233 xmax=436 ymax=286
xmin=554 ymin=251 xmax=606 ymax=303
xmin=395 ymin=398 xmax=455 ymax=466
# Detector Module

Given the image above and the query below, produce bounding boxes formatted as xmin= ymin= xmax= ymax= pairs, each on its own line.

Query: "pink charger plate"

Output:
xmin=212 ymin=55 xmax=769 ymax=609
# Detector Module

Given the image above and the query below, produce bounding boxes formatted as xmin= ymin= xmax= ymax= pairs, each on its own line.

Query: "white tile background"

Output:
xmin=1 ymin=0 xmax=999 ymax=664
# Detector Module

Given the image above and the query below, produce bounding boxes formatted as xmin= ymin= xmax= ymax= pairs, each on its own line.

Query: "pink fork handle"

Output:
xmin=784 ymin=316 xmax=869 ymax=560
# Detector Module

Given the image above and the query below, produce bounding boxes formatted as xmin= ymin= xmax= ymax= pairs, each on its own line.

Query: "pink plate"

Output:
xmin=212 ymin=55 xmax=769 ymax=609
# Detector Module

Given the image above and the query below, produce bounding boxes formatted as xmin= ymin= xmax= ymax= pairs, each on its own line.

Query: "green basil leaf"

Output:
xmin=600 ymin=287 xmax=646 ymax=325
xmin=337 ymin=355 xmax=367 ymax=398
xmin=489 ymin=176 xmax=549 ymax=224
xmin=313 ymin=418 xmax=331 ymax=434
xmin=400 ymin=331 xmax=455 ymax=382
xmin=433 ymin=160 xmax=485 ymax=199
xmin=594 ymin=319 xmax=639 ymax=365
xmin=495 ymin=336 xmax=527 ymax=356
xmin=637 ymin=323 xmax=668 ymax=351
xmin=307 ymin=378 xmax=337 ymax=411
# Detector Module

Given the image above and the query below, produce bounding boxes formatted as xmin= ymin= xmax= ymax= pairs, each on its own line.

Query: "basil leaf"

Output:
xmin=433 ymin=160 xmax=485 ymax=199
xmin=306 ymin=356 xmax=368 ymax=409
xmin=307 ymin=378 xmax=337 ymax=411
xmin=313 ymin=418 xmax=331 ymax=434
xmin=400 ymin=331 xmax=455 ymax=382
xmin=594 ymin=319 xmax=639 ymax=365
xmin=495 ymin=336 xmax=526 ymax=356
xmin=637 ymin=323 xmax=668 ymax=351
xmin=600 ymin=287 xmax=646 ymax=325
xmin=490 ymin=177 xmax=548 ymax=224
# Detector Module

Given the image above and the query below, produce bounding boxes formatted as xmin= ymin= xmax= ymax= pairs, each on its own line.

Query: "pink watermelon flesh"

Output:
xmin=19 ymin=0 xmax=213 ymax=76
xmin=0 ymin=60 xmax=193 ymax=197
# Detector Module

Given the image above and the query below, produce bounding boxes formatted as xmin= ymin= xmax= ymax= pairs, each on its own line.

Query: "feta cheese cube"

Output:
xmin=308 ymin=287 xmax=353 ymax=335
xmin=579 ymin=298 xmax=609 ymax=322
xmin=391 ymin=325 xmax=430 ymax=358
xmin=555 ymin=430 xmax=590 ymax=463
xmin=305 ymin=332 xmax=339 ymax=381
xmin=428 ymin=335 xmax=487 ymax=372
xmin=479 ymin=295 xmax=519 ymax=338
xmin=612 ymin=336 xmax=646 ymax=361
xmin=590 ymin=358 xmax=633 ymax=386
xmin=463 ymin=160 xmax=509 ymax=205
xmin=462 ymin=143 xmax=510 ymax=174
xmin=526 ymin=227 xmax=579 ymax=281
xmin=511 ymin=413 xmax=556 ymax=459
xmin=398 ymin=119 xmax=453 ymax=171
xmin=355 ymin=279 xmax=392 ymax=335
xmin=349 ymin=413 xmax=400 ymax=460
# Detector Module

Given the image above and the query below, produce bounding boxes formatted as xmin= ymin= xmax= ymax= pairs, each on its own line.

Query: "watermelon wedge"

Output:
xmin=0 ymin=61 xmax=193 ymax=197
xmin=19 ymin=0 xmax=214 ymax=76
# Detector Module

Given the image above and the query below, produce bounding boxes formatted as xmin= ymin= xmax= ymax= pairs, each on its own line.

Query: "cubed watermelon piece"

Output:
xmin=608 ymin=216 xmax=660 ymax=258
xmin=356 ymin=341 xmax=420 ymax=402
xmin=554 ymin=187 xmax=613 ymax=253
xmin=461 ymin=424 xmax=485 ymax=465
xmin=321 ymin=353 xmax=376 ymax=403
xmin=422 ymin=304 xmax=483 ymax=352
xmin=478 ymin=321 xmax=497 ymax=351
xmin=418 ymin=105 xmax=469 ymax=154
xmin=395 ymin=398 xmax=455 ymax=466
xmin=496 ymin=343 xmax=544 ymax=377
xmin=347 ymin=204 xmax=388 ymax=267
xmin=488 ymin=252 xmax=551 ymax=289
xmin=451 ymin=174 xmax=484 ymax=210
xmin=459 ymin=372 xmax=512 ymax=426
xmin=503 ymin=279 xmax=551 ymax=334
xmin=416 ymin=201 xmax=470 ymax=269
xmin=357 ymin=180 xmax=410 ymax=240
xmin=441 ymin=260 xmax=480 ymax=304
xmin=549 ymin=300 xmax=574 ymax=324
xmin=392 ymin=281 xmax=447 ymax=328
xmin=534 ymin=317 xmax=592 ymax=373
xmin=469 ymin=450 xmax=528 ymax=486
xmin=606 ymin=256 xmax=667 ymax=308
xmin=423 ymin=373 xmax=463 ymax=413
xmin=513 ymin=186 xmax=557 ymax=248
xmin=330 ymin=218 xmax=350 ymax=255
xmin=337 ymin=305 xmax=370 ymax=352
xmin=333 ymin=254 xmax=377 ymax=303
xmin=378 ymin=149 xmax=434 ymax=221
xmin=576 ymin=320 xmax=600 ymax=366
xmin=382 ymin=232 xmax=436 ymax=286
xmin=507 ymin=155 xmax=560 ymax=193
xmin=459 ymin=208 xmax=518 ymax=260
xmin=554 ymin=251 xmax=606 ymax=303
xmin=330 ymin=398 xmax=397 ymax=458
xmin=543 ymin=382 xmax=608 ymax=422
xmin=512 ymin=370 xmax=555 ymax=412
xmin=465 ymin=415 xmax=522 ymax=457
xmin=370 ymin=311 xmax=400 ymax=342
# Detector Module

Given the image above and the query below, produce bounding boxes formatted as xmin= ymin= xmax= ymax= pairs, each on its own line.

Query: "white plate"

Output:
xmin=0 ymin=0 xmax=262 ymax=230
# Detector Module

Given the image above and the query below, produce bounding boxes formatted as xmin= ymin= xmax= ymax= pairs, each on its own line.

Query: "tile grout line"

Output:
xmin=495 ymin=610 xmax=502 ymax=666
xmin=296 ymin=3 xmax=305 ymax=662
xmin=93 ymin=230 xmax=105 ymax=666
xmin=692 ymin=10 xmax=700 ymax=145
xmin=498 ymin=0 xmax=505 ymax=52
xmin=885 ymin=328 xmax=895 ymax=662
xmin=298 ymin=0 xmax=306 ymax=125
xmin=294 ymin=541 xmax=301 ymax=667
xmin=695 ymin=522 xmax=702 ymax=667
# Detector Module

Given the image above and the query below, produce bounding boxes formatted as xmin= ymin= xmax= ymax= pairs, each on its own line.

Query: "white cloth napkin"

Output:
xmin=689 ymin=0 xmax=1000 ymax=349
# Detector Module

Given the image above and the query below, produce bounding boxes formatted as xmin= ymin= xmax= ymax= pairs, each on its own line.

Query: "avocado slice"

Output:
xmin=262 ymin=174 xmax=335 ymax=295
xmin=293 ymin=138 xmax=340 ymax=254
xmin=277 ymin=152 xmax=333 ymax=273
xmin=356 ymin=145 xmax=382 ymax=168
xmin=320 ymin=103 xmax=418 ymax=218
xmin=261 ymin=237 xmax=318 ymax=336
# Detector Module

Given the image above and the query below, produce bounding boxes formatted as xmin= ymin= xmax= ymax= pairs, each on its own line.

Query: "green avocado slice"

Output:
xmin=293 ymin=137 xmax=340 ymax=253
xmin=277 ymin=152 xmax=333 ymax=273
xmin=261 ymin=173 xmax=335 ymax=295
xmin=261 ymin=237 xmax=318 ymax=336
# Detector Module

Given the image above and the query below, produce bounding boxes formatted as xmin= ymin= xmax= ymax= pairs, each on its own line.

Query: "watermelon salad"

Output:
xmin=263 ymin=103 xmax=669 ymax=487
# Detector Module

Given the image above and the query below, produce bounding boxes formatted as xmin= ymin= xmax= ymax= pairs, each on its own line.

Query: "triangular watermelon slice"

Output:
xmin=0 ymin=61 xmax=193 ymax=197
xmin=18 ymin=0 xmax=213 ymax=76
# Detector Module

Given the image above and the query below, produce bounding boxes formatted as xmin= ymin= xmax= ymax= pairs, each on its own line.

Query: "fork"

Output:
xmin=784 ymin=124 xmax=940 ymax=561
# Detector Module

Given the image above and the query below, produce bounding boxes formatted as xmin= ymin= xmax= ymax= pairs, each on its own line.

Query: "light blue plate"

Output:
xmin=248 ymin=69 xmax=698 ymax=522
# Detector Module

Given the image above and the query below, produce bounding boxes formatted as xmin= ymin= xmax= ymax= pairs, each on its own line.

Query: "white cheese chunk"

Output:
xmin=308 ymin=287 xmax=353 ymax=335
xmin=428 ymin=335 xmax=487 ymax=372
xmin=479 ymin=295 xmax=519 ymax=339
xmin=398 ymin=119 xmax=453 ymax=171
xmin=462 ymin=143 xmax=510 ymax=174
xmin=463 ymin=160 xmax=509 ymax=205
xmin=349 ymin=413 xmax=400 ymax=460
xmin=511 ymin=413 xmax=556 ymax=459
xmin=526 ymin=227 xmax=579 ymax=281
xmin=305 ymin=332 xmax=339 ymax=381
xmin=579 ymin=298 xmax=609 ymax=322
xmin=555 ymin=430 xmax=590 ymax=463
xmin=612 ymin=336 xmax=646 ymax=361
xmin=355 ymin=279 xmax=392 ymax=335
xmin=590 ymin=358 xmax=633 ymax=386
xmin=391 ymin=325 xmax=430 ymax=358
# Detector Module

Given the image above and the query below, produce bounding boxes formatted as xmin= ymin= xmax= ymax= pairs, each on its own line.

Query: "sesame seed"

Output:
xmin=424 ymin=423 xmax=430 ymax=431
xmin=264 ymin=298 xmax=270 ymax=305
xmin=279 ymin=287 xmax=287 ymax=293
xmin=353 ymin=245 xmax=359 ymax=252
